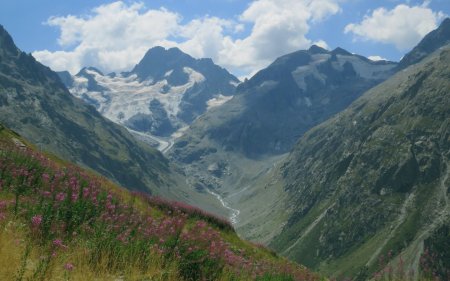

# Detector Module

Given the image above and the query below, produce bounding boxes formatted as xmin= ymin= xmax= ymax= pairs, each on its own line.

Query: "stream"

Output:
xmin=128 ymin=129 xmax=173 ymax=154
xmin=206 ymin=189 xmax=240 ymax=225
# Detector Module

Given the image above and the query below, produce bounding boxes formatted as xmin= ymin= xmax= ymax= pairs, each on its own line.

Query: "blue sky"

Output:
xmin=1 ymin=0 xmax=449 ymax=78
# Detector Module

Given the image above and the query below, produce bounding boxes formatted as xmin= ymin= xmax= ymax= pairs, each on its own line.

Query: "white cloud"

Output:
xmin=178 ymin=17 xmax=236 ymax=60
xmin=313 ymin=40 xmax=330 ymax=50
xmin=33 ymin=0 xmax=341 ymax=76
xmin=344 ymin=3 xmax=446 ymax=50
xmin=34 ymin=2 xmax=181 ymax=74
xmin=217 ymin=0 xmax=340 ymax=74
xmin=368 ymin=55 xmax=387 ymax=61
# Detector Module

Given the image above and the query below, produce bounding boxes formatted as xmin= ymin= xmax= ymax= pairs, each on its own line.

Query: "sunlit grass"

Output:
xmin=0 ymin=129 xmax=319 ymax=281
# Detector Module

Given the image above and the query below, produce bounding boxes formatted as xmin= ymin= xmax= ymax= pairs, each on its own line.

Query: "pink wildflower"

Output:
xmin=53 ymin=238 xmax=67 ymax=249
xmin=82 ymin=188 xmax=90 ymax=198
xmin=42 ymin=191 xmax=51 ymax=198
xmin=31 ymin=215 xmax=43 ymax=227
xmin=42 ymin=173 xmax=50 ymax=183
xmin=64 ymin=263 xmax=74 ymax=271
xmin=56 ymin=192 xmax=65 ymax=202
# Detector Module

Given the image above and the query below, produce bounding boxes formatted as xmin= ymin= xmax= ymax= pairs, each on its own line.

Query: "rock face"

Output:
xmin=171 ymin=45 xmax=396 ymax=162
xmin=60 ymin=47 xmax=239 ymax=138
xmin=263 ymin=45 xmax=450 ymax=277
xmin=397 ymin=18 xmax=450 ymax=70
xmin=0 ymin=25 xmax=176 ymax=195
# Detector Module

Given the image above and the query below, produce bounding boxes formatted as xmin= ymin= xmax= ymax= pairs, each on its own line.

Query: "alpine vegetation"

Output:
xmin=0 ymin=124 xmax=318 ymax=280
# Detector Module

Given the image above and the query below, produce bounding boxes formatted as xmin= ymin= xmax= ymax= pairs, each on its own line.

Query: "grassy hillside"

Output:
xmin=0 ymin=123 xmax=319 ymax=281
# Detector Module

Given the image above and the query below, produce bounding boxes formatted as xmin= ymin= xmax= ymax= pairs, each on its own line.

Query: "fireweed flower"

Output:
xmin=56 ymin=192 xmax=65 ymax=202
xmin=53 ymin=238 xmax=68 ymax=249
xmin=82 ymin=187 xmax=90 ymax=198
xmin=41 ymin=191 xmax=51 ymax=198
xmin=64 ymin=263 xmax=74 ymax=271
xmin=31 ymin=215 xmax=43 ymax=227
xmin=42 ymin=173 xmax=50 ymax=183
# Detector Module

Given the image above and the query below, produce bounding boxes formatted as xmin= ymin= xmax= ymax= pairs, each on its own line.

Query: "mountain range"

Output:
xmin=0 ymin=16 xmax=449 ymax=281
xmin=165 ymin=18 xmax=449 ymax=279
xmin=0 ymin=25 xmax=227 ymax=216
xmin=233 ymin=18 xmax=450 ymax=279
xmin=59 ymin=47 xmax=239 ymax=151
xmin=165 ymin=45 xmax=400 ymax=230
xmin=171 ymin=45 xmax=396 ymax=160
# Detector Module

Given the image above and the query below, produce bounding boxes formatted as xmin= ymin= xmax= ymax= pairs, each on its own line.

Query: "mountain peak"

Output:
xmin=167 ymin=46 xmax=184 ymax=54
xmin=148 ymin=46 xmax=165 ymax=52
xmin=308 ymin=44 xmax=329 ymax=54
xmin=398 ymin=17 xmax=450 ymax=69
xmin=0 ymin=24 xmax=19 ymax=56
xmin=142 ymin=46 xmax=192 ymax=61
xmin=79 ymin=66 xmax=104 ymax=76
xmin=441 ymin=17 xmax=450 ymax=28
xmin=331 ymin=47 xmax=352 ymax=56
xmin=131 ymin=46 xmax=194 ymax=80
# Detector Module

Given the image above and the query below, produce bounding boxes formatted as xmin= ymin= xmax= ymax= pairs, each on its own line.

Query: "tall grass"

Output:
xmin=0 ymin=141 xmax=318 ymax=280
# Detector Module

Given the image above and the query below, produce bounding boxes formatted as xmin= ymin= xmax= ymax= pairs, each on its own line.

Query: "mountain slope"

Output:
xmin=61 ymin=47 xmax=239 ymax=140
xmin=166 ymin=46 xmax=397 ymax=226
xmin=0 ymin=124 xmax=319 ymax=281
xmin=0 ymin=25 xmax=175 ymax=196
xmin=397 ymin=18 xmax=450 ymax=70
xmin=251 ymin=44 xmax=450 ymax=278
xmin=172 ymin=45 xmax=396 ymax=160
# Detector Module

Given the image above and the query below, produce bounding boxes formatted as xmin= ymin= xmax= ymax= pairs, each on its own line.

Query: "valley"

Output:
xmin=0 ymin=8 xmax=449 ymax=280
xmin=128 ymin=127 xmax=174 ymax=153
xmin=206 ymin=188 xmax=241 ymax=225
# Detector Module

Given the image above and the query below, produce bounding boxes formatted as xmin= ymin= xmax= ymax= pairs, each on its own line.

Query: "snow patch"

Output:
xmin=304 ymin=97 xmax=312 ymax=107
xmin=164 ymin=69 xmax=174 ymax=77
xmin=70 ymin=76 xmax=89 ymax=98
xmin=171 ymin=126 xmax=189 ymax=139
xmin=259 ymin=80 xmax=278 ymax=90
xmin=229 ymin=80 xmax=241 ymax=87
xmin=68 ymin=67 xmax=206 ymax=127
xmin=334 ymin=55 xmax=395 ymax=79
xmin=206 ymin=95 xmax=233 ymax=110
xmin=368 ymin=55 xmax=387 ymax=61
xmin=291 ymin=54 xmax=330 ymax=91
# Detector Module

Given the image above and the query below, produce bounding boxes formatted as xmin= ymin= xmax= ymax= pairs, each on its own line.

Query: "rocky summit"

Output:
xmin=397 ymin=18 xmax=450 ymax=70
xmin=59 ymin=47 xmax=239 ymax=148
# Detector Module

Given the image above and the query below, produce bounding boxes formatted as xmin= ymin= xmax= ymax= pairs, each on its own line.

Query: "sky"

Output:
xmin=1 ymin=0 xmax=449 ymax=79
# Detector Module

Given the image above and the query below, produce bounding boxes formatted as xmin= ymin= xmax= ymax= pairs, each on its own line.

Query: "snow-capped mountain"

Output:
xmin=59 ymin=47 xmax=239 ymax=144
xmin=171 ymin=45 xmax=398 ymax=161
xmin=0 ymin=25 xmax=177 ymax=194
